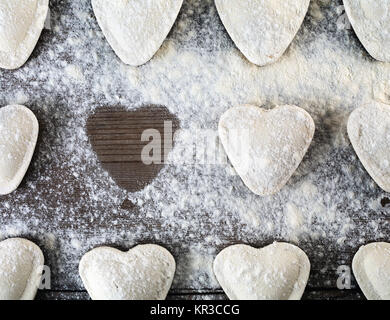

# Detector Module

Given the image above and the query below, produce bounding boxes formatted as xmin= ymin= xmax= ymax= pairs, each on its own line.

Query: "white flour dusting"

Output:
xmin=343 ymin=0 xmax=390 ymax=62
xmin=0 ymin=0 xmax=389 ymax=298
xmin=0 ymin=0 xmax=49 ymax=69
xmin=348 ymin=103 xmax=390 ymax=193
xmin=215 ymin=0 xmax=310 ymax=66
xmin=91 ymin=0 xmax=183 ymax=66
xmin=218 ymin=105 xmax=315 ymax=196
xmin=79 ymin=244 xmax=176 ymax=300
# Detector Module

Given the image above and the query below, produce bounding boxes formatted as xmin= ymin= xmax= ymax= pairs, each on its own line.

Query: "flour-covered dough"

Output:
xmin=0 ymin=105 xmax=39 ymax=195
xmin=0 ymin=238 xmax=44 ymax=300
xmin=214 ymin=243 xmax=310 ymax=300
xmin=219 ymin=105 xmax=315 ymax=196
xmin=92 ymin=0 xmax=183 ymax=66
xmin=352 ymin=242 xmax=390 ymax=300
xmin=343 ymin=0 xmax=390 ymax=62
xmin=347 ymin=103 xmax=390 ymax=192
xmin=79 ymin=244 xmax=176 ymax=300
xmin=0 ymin=0 xmax=48 ymax=69
xmin=215 ymin=0 xmax=310 ymax=66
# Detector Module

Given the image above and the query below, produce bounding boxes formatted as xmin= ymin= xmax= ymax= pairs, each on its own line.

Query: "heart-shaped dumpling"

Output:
xmin=347 ymin=103 xmax=390 ymax=192
xmin=352 ymin=242 xmax=390 ymax=300
xmin=343 ymin=0 xmax=390 ymax=62
xmin=213 ymin=242 xmax=310 ymax=300
xmin=219 ymin=105 xmax=315 ymax=196
xmin=0 ymin=0 xmax=49 ymax=69
xmin=79 ymin=244 xmax=176 ymax=300
xmin=0 ymin=238 xmax=44 ymax=300
xmin=92 ymin=0 xmax=183 ymax=66
xmin=0 ymin=105 xmax=39 ymax=195
xmin=215 ymin=0 xmax=310 ymax=66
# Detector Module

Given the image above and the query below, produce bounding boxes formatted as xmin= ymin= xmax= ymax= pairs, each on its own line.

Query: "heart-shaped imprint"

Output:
xmin=215 ymin=0 xmax=310 ymax=66
xmin=0 ymin=238 xmax=44 ymax=300
xmin=87 ymin=106 xmax=179 ymax=192
xmin=213 ymin=242 xmax=310 ymax=300
xmin=79 ymin=244 xmax=176 ymax=300
xmin=348 ymin=103 xmax=390 ymax=192
xmin=343 ymin=0 xmax=390 ymax=62
xmin=92 ymin=0 xmax=183 ymax=66
xmin=0 ymin=105 xmax=39 ymax=195
xmin=352 ymin=242 xmax=390 ymax=300
xmin=0 ymin=0 xmax=48 ymax=69
xmin=219 ymin=105 xmax=315 ymax=196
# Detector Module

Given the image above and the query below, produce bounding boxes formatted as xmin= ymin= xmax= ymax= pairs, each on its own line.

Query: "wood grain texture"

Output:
xmin=35 ymin=289 xmax=364 ymax=301
xmin=0 ymin=0 xmax=385 ymax=301
xmin=41 ymin=104 xmax=369 ymax=300
xmin=87 ymin=106 xmax=180 ymax=192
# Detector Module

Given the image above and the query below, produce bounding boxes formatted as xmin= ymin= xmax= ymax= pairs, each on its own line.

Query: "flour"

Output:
xmin=0 ymin=0 xmax=389 ymax=297
xmin=215 ymin=0 xmax=310 ymax=66
xmin=213 ymin=243 xmax=310 ymax=300
xmin=79 ymin=244 xmax=175 ymax=300
xmin=352 ymin=242 xmax=390 ymax=300
xmin=64 ymin=64 xmax=85 ymax=82
xmin=0 ymin=105 xmax=38 ymax=195
xmin=0 ymin=0 xmax=48 ymax=69
xmin=218 ymin=105 xmax=315 ymax=196
xmin=0 ymin=238 xmax=44 ymax=300
xmin=348 ymin=103 xmax=390 ymax=192
xmin=343 ymin=0 xmax=390 ymax=62
xmin=92 ymin=0 xmax=183 ymax=66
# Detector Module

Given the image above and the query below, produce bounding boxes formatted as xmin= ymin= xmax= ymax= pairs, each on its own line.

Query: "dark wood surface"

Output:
xmin=35 ymin=289 xmax=364 ymax=301
xmin=60 ymin=106 xmax=371 ymax=300
xmin=2 ymin=104 xmax=376 ymax=300
xmin=1 ymin=0 xmax=388 ymax=301
xmin=87 ymin=106 xmax=180 ymax=192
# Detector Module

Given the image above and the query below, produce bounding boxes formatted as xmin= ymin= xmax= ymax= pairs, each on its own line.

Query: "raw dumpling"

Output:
xmin=215 ymin=0 xmax=310 ymax=66
xmin=0 ymin=238 xmax=44 ymax=300
xmin=343 ymin=0 xmax=390 ymax=62
xmin=0 ymin=105 xmax=39 ymax=195
xmin=352 ymin=242 xmax=390 ymax=300
xmin=0 ymin=0 xmax=49 ymax=69
xmin=92 ymin=0 xmax=183 ymax=66
xmin=213 ymin=242 xmax=310 ymax=300
xmin=79 ymin=244 xmax=176 ymax=300
xmin=218 ymin=105 xmax=315 ymax=196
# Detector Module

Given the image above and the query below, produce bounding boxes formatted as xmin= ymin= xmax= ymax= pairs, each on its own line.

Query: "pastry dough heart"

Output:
xmin=215 ymin=0 xmax=310 ymax=66
xmin=0 ymin=105 xmax=39 ymax=195
xmin=213 ymin=243 xmax=310 ymax=300
xmin=352 ymin=242 xmax=390 ymax=300
xmin=0 ymin=238 xmax=44 ymax=300
xmin=218 ymin=105 xmax=315 ymax=196
xmin=347 ymin=103 xmax=390 ymax=192
xmin=343 ymin=0 xmax=390 ymax=62
xmin=92 ymin=0 xmax=183 ymax=66
xmin=0 ymin=0 xmax=49 ymax=69
xmin=79 ymin=244 xmax=176 ymax=300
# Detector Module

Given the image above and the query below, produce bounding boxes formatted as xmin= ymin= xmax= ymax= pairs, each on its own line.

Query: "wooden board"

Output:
xmin=87 ymin=106 xmax=180 ymax=192
xmin=36 ymin=105 xmax=374 ymax=300
xmin=0 ymin=0 xmax=389 ymax=301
